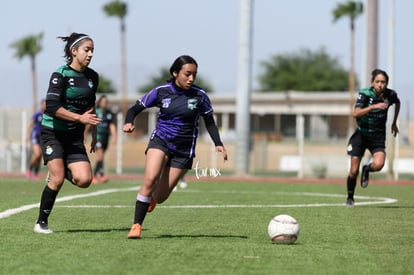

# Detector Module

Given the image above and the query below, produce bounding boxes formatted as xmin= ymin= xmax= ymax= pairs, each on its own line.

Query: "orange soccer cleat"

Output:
xmin=127 ymin=223 xmax=142 ymax=239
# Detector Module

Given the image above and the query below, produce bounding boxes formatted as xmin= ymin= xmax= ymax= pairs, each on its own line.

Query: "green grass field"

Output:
xmin=0 ymin=177 xmax=413 ymax=275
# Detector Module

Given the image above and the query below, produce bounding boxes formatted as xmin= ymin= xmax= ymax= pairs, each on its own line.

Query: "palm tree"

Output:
xmin=333 ymin=1 xmax=364 ymax=135
xmin=10 ymin=32 xmax=43 ymax=113
xmin=103 ymin=0 xmax=128 ymax=112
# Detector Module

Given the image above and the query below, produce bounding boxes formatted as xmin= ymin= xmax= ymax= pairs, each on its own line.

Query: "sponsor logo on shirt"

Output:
xmin=187 ymin=98 xmax=198 ymax=110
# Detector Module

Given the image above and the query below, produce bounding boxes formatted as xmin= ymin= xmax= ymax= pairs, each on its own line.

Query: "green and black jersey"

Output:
xmin=355 ymin=87 xmax=399 ymax=138
xmin=96 ymin=108 xmax=115 ymax=142
xmin=42 ymin=64 xmax=99 ymax=132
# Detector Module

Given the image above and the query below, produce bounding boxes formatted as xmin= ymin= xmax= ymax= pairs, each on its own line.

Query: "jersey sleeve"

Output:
xmin=355 ymin=92 xmax=368 ymax=109
xmin=31 ymin=111 xmax=39 ymax=122
xmin=139 ymin=88 xmax=159 ymax=108
xmin=44 ymin=72 xmax=66 ymax=115
xmin=198 ymin=92 xmax=214 ymax=116
xmin=388 ymin=90 xmax=400 ymax=106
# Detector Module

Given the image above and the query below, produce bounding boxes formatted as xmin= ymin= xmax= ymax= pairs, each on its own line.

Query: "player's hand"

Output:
xmin=372 ymin=102 xmax=388 ymax=110
xmin=391 ymin=123 xmax=399 ymax=137
xmin=90 ymin=137 xmax=97 ymax=153
xmin=123 ymin=123 xmax=135 ymax=133
xmin=216 ymin=146 xmax=228 ymax=161
xmin=79 ymin=108 xmax=101 ymax=126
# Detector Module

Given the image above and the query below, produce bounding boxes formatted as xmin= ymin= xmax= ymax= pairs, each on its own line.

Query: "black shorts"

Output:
xmin=95 ymin=139 xmax=109 ymax=151
xmin=146 ymin=135 xmax=193 ymax=169
xmin=40 ymin=126 xmax=89 ymax=165
xmin=347 ymin=129 xmax=385 ymax=158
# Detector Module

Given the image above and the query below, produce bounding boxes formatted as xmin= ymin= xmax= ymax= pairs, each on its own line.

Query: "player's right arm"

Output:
xmin=45 ymin=72 xmax=100 ymax=126
xmin=26 ymin=117 xmax=35 ymax=142
xmin=123 ymin=102 xmax=145 ymax=133
xmin=123 ymin=89 xmax=158 ymax=133
xmin=352 ymin=93 xmax=388 ymax=118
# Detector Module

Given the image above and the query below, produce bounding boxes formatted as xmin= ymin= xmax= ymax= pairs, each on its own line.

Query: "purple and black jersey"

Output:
xmin=32 ymin=111 xmax=43 ymax=136
xmin=126 ymin=82 xmax=221 ymax=158
xmin=30 ymin=110 xmax=43 ymax=144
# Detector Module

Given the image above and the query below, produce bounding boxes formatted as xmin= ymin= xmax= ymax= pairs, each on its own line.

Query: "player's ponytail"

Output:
xmin=58 ymin=32 xmax=92 ymax=64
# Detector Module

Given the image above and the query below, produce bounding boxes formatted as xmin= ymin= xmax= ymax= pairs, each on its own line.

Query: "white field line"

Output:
xmin=0 ymin=187 xmax=397 ymax=220
xmin=0 ymin=186 xmax=138 ymax=220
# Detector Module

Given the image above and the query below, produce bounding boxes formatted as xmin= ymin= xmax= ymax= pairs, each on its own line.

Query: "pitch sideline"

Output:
xmin=0 ymin=186 xmax=138 ymax=220
xmin=0 ymin=187 xmax=397 ymax=220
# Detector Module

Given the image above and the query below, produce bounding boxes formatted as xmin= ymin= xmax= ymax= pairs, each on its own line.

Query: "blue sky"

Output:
xmin=1 ymin=0 xmax=412 ymax=117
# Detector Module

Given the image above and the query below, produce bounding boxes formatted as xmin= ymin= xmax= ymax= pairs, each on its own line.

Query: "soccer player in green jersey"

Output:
xmin=34 ymin=33 xmax=101 ymax=234
xmin=346 ymin=69 xmax=400 ymax=207
xmin=89 ymin=95 xmax=117 ymax=183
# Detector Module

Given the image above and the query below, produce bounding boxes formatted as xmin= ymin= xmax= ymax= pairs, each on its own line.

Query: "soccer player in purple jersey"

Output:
xmin=123 ymin=55 xmax=228 ymax=239
xmin=26 ymin=100 xmax=46 ymax=180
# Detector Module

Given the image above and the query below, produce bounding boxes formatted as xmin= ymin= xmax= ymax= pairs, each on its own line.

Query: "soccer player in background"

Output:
xmin=33 ymin=33 xmax=101 ymax=234
xmin=123 ymin=55 xmax=228 ymax=239
xmin=87 ymin=95 xmax=117 ymax=184
xmin=26 ymin=99 xmax=46 ymax=180
xmin=346 ymin=69 xmax=400 ymax=208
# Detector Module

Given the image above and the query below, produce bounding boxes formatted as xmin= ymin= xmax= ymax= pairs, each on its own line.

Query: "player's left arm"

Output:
xmin=391 ymin=95 xmax=401 ymax=137
xmin=203 ymin=114 xmax=228 ymax=161
xmin=89 ymin=73 xmax=99 ymax=152
xmin=109 ymin=122 xmax=117 ymax=145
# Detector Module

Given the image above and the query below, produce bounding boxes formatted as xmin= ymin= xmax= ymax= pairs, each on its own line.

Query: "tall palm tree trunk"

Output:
xmin=31 ymin=57 xmax=38 ymax=113
xmin=348 ymin=24 xmax=356 ymax=137
xmin=120 ymin=19 xmax=127 ymax=112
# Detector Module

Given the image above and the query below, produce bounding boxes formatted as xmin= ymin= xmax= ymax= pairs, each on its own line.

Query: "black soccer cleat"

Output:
xmin=361 ymin=165 xmax=370 ymax=188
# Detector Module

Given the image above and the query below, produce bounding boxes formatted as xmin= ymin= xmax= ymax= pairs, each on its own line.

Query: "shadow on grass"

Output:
xmin=154 ymin=234 xmax=248 ymax=239
xmin=373 ymin=205 xmax=414 ymax=209
xmin=62 ymin=227 xmax=132 ymax=233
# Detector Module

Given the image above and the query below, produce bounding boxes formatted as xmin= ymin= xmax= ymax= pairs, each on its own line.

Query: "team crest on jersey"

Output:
xmin=187 ymin=99 xmax=198 ymax=110
xmin=88 ymin=79 xmax=93 ymax=88
xmin=162 ymin=98 xmax=171 ymax=108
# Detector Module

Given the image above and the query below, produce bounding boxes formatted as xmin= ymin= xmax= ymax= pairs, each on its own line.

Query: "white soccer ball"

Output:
xmin=267 ymin=214 xmax=300 ymax=244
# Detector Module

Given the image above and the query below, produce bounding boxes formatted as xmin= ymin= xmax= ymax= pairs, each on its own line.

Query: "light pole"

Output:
xmin=235 ymin=0 xmax=254 ymax=175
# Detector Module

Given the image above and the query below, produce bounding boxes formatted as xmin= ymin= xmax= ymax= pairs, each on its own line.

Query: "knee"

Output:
xmin=73 ymin=175 xmax=93 ymax=188
xmin=370 ymin=162 xmax=384 ymax=172
xmin=49 ymin=175 xmax=65 ymax=190
xmin=349 ymin=169 xmax=359 ymax=179
xmin=153 ymin=194 xmax=167 ymax=204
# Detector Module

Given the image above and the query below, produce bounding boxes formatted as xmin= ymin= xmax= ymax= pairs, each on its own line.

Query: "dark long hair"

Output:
xmin=168 ymin=55 xmax=198 ymax=82
xmin=57 ymin=32 xmax=92 ymax=64
xmin=96 ymin=95 xmax=107 ymax=109
xmin=371 ymin=69 xmax=389 ymax=86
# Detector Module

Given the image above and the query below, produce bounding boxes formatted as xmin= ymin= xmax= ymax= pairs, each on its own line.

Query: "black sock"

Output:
xmin=347 ymin=176 xmax=357 ymax=200
xmin=34 ymin=165 xmax=40 ymax=176
xmin=134 ymin=200 xmax=150 ymax=225
xmin=99 ymin=161 xmax=105 ymax=176
xmin=29 ymin=163 xmax=34 ymax=172
xmin=95 ymin=161 xmax=103 ymax=176
xmin=37 ymin=185 xmax=59 ymax=224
